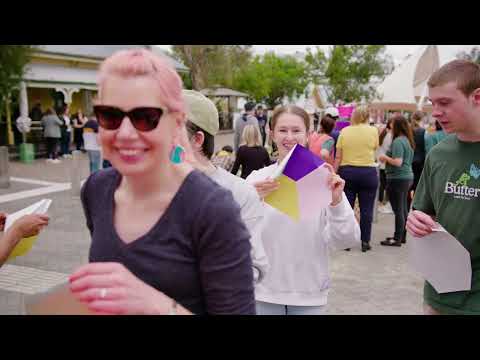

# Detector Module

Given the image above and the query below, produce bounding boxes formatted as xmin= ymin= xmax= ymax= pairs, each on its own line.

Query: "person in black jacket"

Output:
xmin=232 ymin=124 xmax=271 ymax=179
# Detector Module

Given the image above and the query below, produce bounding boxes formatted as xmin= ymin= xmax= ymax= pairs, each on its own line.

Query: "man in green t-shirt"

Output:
xmin=407 ymin=60 xmax=480 ymax=315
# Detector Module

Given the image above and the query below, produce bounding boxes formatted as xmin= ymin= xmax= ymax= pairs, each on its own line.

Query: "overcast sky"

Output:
xmin=156 ymin=45 xmax=477 ymax=66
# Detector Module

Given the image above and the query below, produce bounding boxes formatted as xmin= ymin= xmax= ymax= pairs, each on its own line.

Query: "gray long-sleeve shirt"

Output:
xmin=41 ymin=114 xmax=63 ymax=138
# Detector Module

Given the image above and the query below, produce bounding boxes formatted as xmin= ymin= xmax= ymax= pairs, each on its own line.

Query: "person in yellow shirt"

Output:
xmin=335 ymin=106 xmax=379 ymax=252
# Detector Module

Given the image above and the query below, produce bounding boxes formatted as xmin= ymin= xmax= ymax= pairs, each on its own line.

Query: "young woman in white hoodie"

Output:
xmin=247 ymin=105 xmax=361 ymax=315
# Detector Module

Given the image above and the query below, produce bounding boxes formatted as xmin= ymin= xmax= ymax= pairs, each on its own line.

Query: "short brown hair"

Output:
xmin=320 ymin=116 xmax=335 ymax=135
xmin=270 ymin=105 xmax=310 ymax=132
xmin=428 ymin=59 xmax=480 ymax=97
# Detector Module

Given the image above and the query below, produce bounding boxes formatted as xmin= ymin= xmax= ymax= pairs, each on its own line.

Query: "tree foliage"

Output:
xmin=233 ymin=52 xmax=309 ymax=108
xmin=457 ymin=46 xmax=480 ymax=64
xmin=171 ymin=45 xmax=253 ymax=90
xmin=0 ymin=45 xmax=35 ymax=115
xmin=305 ymin=45 xmax=393 ymax=104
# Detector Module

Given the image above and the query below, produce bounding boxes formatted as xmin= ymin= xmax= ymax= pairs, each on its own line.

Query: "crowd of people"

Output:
xmin=1 ymin=50 xmax=479 ymax=316
xmin=31 ymin=103 xmax=112 ymax=173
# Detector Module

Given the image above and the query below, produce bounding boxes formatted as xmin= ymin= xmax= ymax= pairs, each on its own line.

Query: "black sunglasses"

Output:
xmin=93 ymin=105 xmax=167 ymax=132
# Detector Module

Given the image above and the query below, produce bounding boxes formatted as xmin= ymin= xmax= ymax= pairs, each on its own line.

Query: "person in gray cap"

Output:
xmin=234 ymin=101 xmax=262 ymax=153
xmin=183 ymin=90 xmax=269 ymax=284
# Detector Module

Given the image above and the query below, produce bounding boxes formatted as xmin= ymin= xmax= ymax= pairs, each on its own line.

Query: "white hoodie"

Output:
xmin=247 ymin=164 xmax=361 ymax=306
xmin=210 ymin=167 xmax=269 ymax=284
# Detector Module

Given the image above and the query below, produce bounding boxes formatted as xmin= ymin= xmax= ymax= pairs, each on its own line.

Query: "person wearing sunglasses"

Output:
xmin=69 ymin=49 xmax=255 ymax=315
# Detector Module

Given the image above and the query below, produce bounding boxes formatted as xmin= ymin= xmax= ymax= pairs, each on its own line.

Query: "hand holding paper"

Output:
xmin=253 ymin=179 xmax=280 ymax=199
xmin=264 ymin=145 xmax=333 ymax=221
xmin=406 ymin=210 xmax=436 ymax=238
xmin=4 ymin=199 xmax=51 ymax=260
xmin=325 ymin=164 xmax=346 ymax=206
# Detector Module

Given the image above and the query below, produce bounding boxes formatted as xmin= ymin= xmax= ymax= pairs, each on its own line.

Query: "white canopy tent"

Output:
xmin=372 ymin=45 xmax=458 ymax=112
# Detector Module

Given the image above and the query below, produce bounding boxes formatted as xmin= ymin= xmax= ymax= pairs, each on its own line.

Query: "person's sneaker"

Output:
xmin=51 ymin=159 xmax=62 ymax=164
xmin=46 ymin=158 xmax=53 ymax=163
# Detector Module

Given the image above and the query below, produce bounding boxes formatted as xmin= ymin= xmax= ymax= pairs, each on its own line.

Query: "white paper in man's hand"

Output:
xmin=409 ymin=224 xmax=472 ymax=294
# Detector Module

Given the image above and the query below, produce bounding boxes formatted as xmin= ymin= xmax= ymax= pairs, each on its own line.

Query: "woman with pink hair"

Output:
xmin=69 ymin=49 xmax=255 ymax=315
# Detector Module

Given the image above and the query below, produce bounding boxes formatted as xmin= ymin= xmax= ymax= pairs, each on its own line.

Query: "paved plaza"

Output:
xmin=0 ymin=154 xmax=424 ymax=315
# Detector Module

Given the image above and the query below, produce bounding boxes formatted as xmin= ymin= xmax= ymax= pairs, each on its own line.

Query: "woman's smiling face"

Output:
xmin=98 ymin=74 xmax=182 ymax=177
xmin=272 ymin=112 xmax=308 ymax=160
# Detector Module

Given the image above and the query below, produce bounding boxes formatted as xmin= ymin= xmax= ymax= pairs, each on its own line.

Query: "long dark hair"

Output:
xmin=392 ymin=115 xmax=415 ymax=150
xmin=379 ymin=118 xmax=393 ymax=146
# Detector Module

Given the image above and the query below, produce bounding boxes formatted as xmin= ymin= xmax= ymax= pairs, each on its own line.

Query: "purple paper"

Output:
xmin=283 ymin=145 xmax=325 ymax=181
xmin=335 ymin=121 xmax=351 ymax=131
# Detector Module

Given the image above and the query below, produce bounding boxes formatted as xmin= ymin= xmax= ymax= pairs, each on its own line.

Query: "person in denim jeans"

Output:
xmin=83 ymin=117 xmax=102 ymax=174
xmin=335 ymin=106 xmax=379 ymax=253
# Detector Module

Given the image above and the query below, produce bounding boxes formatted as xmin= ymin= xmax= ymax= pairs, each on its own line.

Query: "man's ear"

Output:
xmin=191 ymin=131 xmax=205 ymax=150
xmin=471 ymin=88 xmax=480 ymax=107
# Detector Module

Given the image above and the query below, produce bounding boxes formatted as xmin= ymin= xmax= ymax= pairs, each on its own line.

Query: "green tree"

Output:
xmin=233 ymin=52 xmax=309 ymax=108
xmin=457 ymin=46 xmax=480 ymax=64
xmin=0 ymin=45 xmax=34 ymax=115
xmin=305 ymin=45 xmax=393 ymax=103
xmin=171 ymin=45 xmax=253 ymax=90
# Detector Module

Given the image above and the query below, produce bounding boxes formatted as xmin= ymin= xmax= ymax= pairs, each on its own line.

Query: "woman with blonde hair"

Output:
xmin=231 ymin=124 xmax=271 ymax=179
xmin=335 ymin=105 xmax=379 ymax=252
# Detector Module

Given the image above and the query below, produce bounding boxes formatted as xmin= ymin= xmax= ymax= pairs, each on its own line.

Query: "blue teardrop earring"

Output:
xmin=170 ymin=145 xmax=185 ymax=164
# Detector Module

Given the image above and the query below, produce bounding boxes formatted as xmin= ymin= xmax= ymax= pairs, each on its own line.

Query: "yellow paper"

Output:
xmin=7 ymin=236 xmax=38 ymax=260
xmin=265 ymin=175 xmax=300 ymax=220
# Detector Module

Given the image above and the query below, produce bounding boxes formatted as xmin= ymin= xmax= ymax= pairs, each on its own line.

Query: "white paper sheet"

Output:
xmin=409 ymin=224 xmax=472 ymax=294
xmin=4 ymin=199 xmax=52 ymax=231
xmin=270 ymin=145 xmax=297 ymax=179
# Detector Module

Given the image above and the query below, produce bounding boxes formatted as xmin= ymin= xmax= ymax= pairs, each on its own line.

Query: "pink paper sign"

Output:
xmin=337 ymin=106 xmax=355 ymax=118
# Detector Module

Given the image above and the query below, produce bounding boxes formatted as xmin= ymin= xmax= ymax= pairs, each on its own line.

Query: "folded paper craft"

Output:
xmin=265 ymin=145 xmax=332 ymax=221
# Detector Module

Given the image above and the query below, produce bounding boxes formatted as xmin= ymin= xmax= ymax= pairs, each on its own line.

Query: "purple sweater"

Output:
xmin=81 ymin=168 xmax=255 ymax=315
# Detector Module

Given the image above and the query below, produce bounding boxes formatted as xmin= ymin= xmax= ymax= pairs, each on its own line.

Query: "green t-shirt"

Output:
xmin=425 ymin=130 xmax=447 ymax=154
xmin=385 ymin=136 xmax=414 ymax=180
xmin=413 ymin=135 xmax=480 ymax=315
xmin=322 ymin=139 xmax=335 ymax=152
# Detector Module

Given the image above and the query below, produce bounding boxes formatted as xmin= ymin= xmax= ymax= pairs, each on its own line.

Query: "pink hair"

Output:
xmin=97 ymin=48 xmax=185 ymax=114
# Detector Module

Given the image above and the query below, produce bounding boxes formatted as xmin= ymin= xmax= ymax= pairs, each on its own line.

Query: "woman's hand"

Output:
xmin=378 ymin=154 xmax=388 ymax=163
xmin=69 ymin=262 xmax=177 ymax=315
xmin=253 ymin=179 xmax=280 ymax=199
xmin=324 ymin=164 xmax=345 ymax=206
xmin=8 ymin=214 xmax=49 ymax=240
